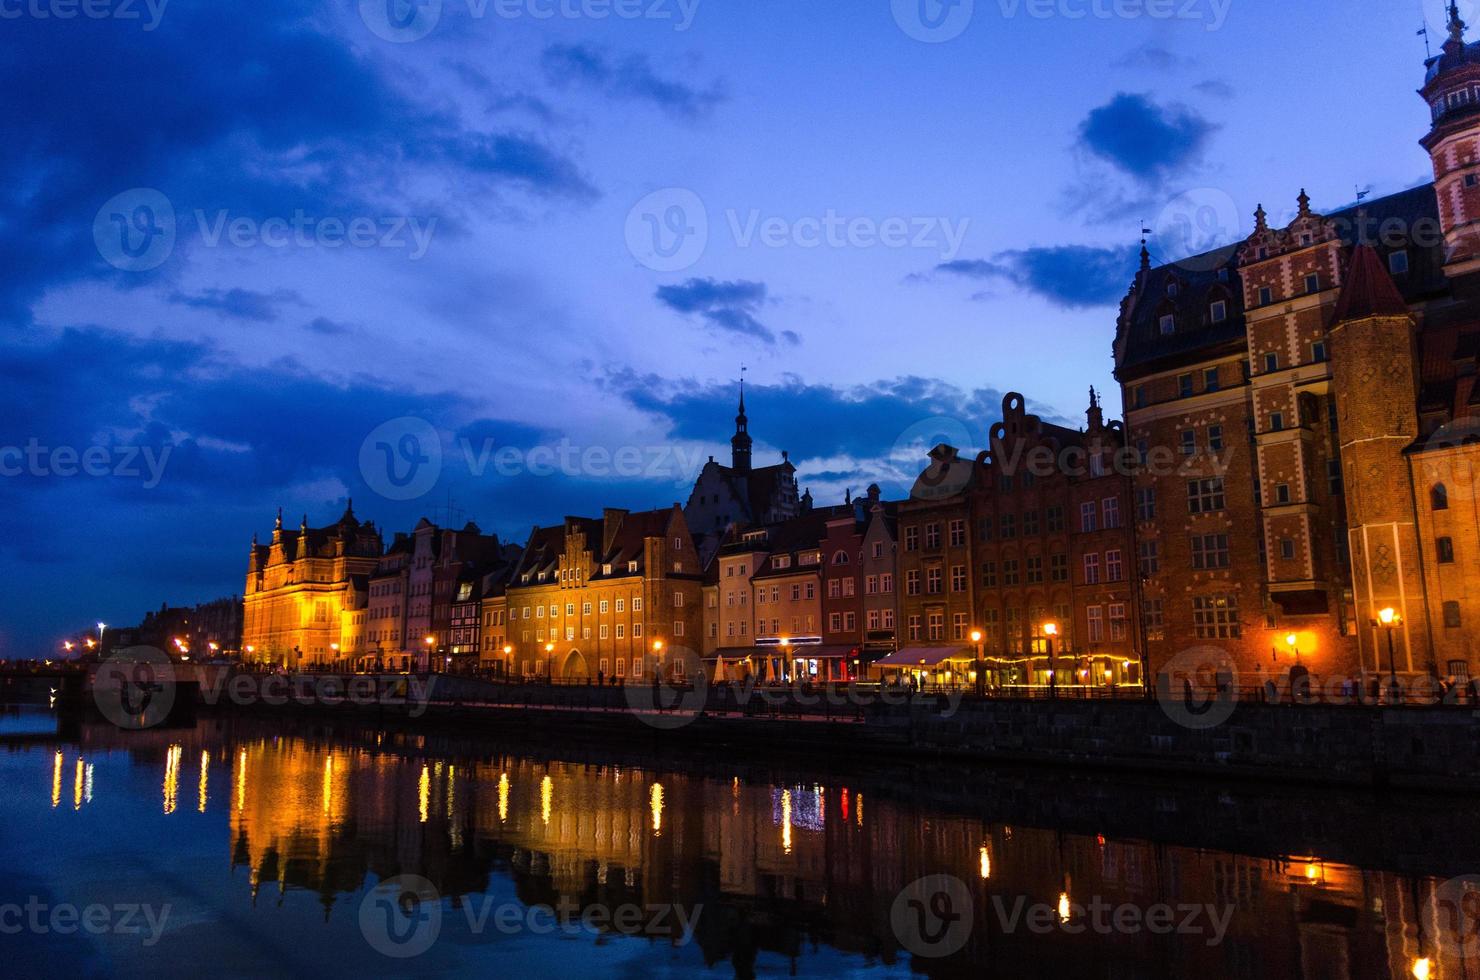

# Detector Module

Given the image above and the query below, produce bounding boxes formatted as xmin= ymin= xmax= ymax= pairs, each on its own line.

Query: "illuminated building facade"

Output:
xmin=242 ymin=502 xmax=382 ymax=668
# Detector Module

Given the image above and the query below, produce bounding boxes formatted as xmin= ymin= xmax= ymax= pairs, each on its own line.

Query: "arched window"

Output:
xmin=1432 ymin=484 xmax=1450 ymax=511
xmin=832 ymin=550 xmax=850 ymax=565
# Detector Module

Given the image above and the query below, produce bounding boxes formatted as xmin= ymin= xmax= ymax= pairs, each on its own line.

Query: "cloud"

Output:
xmin=1194 ymin=79 xmax=1235 ymax=99
xmin=0 ymin=2 xmax=596 ymax=324
xmin=930 ymin=246 xmax=1135 ymax=309
xmin=654 ymin=278 xmax=796 ymax=345
xmin=541 ymin=44 xmax=726 ymax=120
xmin=168 ymin=287 xmax=302 ymax=322
xmin=1076 ymin=93 xmax=1217 ymax=182
xmin=306 ymin=316 xmax=355 ymax=336
xmin=1113 ymin=43 xmax=1192 ymax=72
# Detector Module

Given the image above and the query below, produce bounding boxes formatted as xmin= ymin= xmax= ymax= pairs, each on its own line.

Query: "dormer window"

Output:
xmin=602 ymin=563 xmax=612 ymax=575
xmin=1217 ymin=268 xmax=1230 ymax=283
xmin=1258 ymin=286 xmax=1273 ymax=305
xmin=1304 ymin=273 xmax=1320 ymax=294
xmin=773 ymin=555 xmax=791 ymax=570
xmin=1159 ymin=314 xmax=1175 ymax=335
xmin=1167 ymin=282 xmax=1179 ymax=297
xmin=1210 ymin=300 xmax=1227 ymax=324
xmin=627 ymin=560 xmax=638 ymax=572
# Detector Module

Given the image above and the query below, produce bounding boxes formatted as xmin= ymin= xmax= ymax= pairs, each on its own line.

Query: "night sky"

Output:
xmin=1 ymin=0 xmax=1452 ymax=654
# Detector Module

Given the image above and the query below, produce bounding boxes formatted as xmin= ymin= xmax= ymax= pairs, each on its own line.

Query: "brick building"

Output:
xmin=1113 ymin=6 xmax=1480 ymax=682
xmin=504 ymin=506 xmax=703 ymax=681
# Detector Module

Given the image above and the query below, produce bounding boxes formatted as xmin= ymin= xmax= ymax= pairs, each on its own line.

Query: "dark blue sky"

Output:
xmin=1 ymin=0 xmax=1453 ymax=654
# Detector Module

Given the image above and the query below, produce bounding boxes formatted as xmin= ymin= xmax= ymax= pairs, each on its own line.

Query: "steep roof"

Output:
xmin=1332 ymin=244 xmax=1411 ymax=322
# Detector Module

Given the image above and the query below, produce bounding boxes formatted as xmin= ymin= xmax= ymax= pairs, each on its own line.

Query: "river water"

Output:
xmin=1 ymin=703 xmax=1477 ymax=979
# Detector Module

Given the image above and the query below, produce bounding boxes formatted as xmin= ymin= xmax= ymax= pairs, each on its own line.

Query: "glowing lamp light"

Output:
xmin=1057 ymin=891 xmax=1071 ymax=923
xmin=1413 ymin=957 xmax=1433 ymax=980
xmin=1379 ymin=607 xmax=1400 ymax=626
xmin=1285 ymin=633 xmax=1298 ymax=648
xmin=424 ymin=635 xmax=436 ymax=647
xmin=970 ymin=630 xmax=983 ymax=644
xmin=502 ymin=645 xmax=512 ymax=655
xmin=653 ymin=640 xmax=665 ymax=652
xmin=1043 ymin=622 xmax=1059 ymax=637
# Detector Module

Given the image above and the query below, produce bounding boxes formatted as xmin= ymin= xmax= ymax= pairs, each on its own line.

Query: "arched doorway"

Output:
xmin=560 ymin=649 xmax=590 ymax=681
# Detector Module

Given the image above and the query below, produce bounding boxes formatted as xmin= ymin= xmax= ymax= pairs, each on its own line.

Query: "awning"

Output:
xmin=870 ymin=646 xmax=972 ymax=668
xmin=774 ymin=644 xmax=859 ymax=660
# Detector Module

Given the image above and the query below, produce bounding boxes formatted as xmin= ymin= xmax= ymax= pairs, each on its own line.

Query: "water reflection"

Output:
xmin=11 ymin=712 xmax=1480 ymax=978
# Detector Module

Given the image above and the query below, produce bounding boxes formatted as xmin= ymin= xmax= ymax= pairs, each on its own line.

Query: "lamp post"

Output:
xmin=502 ymin=644 xmax=513 ymax=681
xmin=97 ymin=622 xmax=106 ymax=653
xmin=1285 ymin=632 xmax=1301 ymax=667
xmin=424 ymin=635 xmax=436 ymax=674
xmin=970 ymin=629 xmax=984 ymax=698
xmin=544 ymin=641 xmax=555 ymax=682
xmin=1377 ymin=607 xmax=1402 ymax=704
xmin=652 ymin=639 xmax=665 ymax=682
xmin=1043 ymin=622 xmax=1059 ymax=699
xmin=778 ymin=636 xmax=789 ymax=685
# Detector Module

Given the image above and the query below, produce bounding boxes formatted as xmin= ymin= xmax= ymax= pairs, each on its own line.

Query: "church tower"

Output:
xmin=1421 ymin=2 xmax=1480 ymax=273
xmin=731 ymin=382 xmax=753 ymax=474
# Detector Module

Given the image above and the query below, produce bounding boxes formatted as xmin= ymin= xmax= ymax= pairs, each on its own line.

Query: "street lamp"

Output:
xmin=970 ymin=629 xmax=985 ymax=698
xmin=1043 ymin=622 xmax=1059 ymax=698
xmin=1284 ymin=632 xmax=1301 ymax=667
xmin=1377 ymin=607 xmax=1403 ymax=703
xmin=97 ymin=622 xmax=106 ymax=651
xmin=544 ymin=641 xmax=555 ymax=680
xmin=652 ymin=639 xmax=665 ymax=681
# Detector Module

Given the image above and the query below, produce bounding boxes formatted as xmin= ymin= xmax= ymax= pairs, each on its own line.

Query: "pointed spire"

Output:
xmin=1332 ymin=244 xmax=1410 ymax=322
xmin=341 ymin=497 xmax=355 ymax=523
xmin=275 ymin=507 xmax=283 ymax=530
xmin=1254 ymin=204 xmax=1268 ymax=233
xmin=1296 ymin=188 xmax=1311 ymax=218
xmin=1450 ymin=0 xmax=1467 ymax=48
xmin=1139 ymin=241 xmax=1151 ymax=273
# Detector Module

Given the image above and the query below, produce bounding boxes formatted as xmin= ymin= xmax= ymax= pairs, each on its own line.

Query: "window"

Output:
xmin=1087 ymin=606 xmax=1104 ymax=643
xmin=1433 ymin=484 xmax=1450 ymax=511
xmin=1026 ymin=555 xmax=1044 ymax=584
xmin=1003 ymin=559 xmax=1020 ymax=586
xmin=1210 ymin=300 xmax=1227 ymax=324
xmin=1328 ymin=459 xmax=1344 ymax=496
xmin=1444 ymin=601 xmax=1462 ymax=628
xmin=829 ymin=612 xmax=842 ymax=633
xmin=616 ymin=624 xmax=625 ymax=639
xmin=1000 ymin=513 xmax=1017 ymax=539
xmin=1101 ymin=498 xmax=1121 ymax=529
xmin=791 ymin=584 xmax=801 ymax=601
xmin=1192 ymin=595 xmax=1241 ymax=638
xmin=950 ymin=565 xmax=967 ymax=592
xmin=1311 ymin=340 xmax=1327 ymax=363
xmin=1106 ymin=549 xmax=1123 ymax=582
xmin=1050 ymin=553 xmax=1069 ymax=583
xmin=882 ymin=572 xmax=894 ymax=593
xmin=1188 ymin=478 xmax=1226 ymax=514
xmin=615 ymin=598 xmax=625 ymax=613
xmin=927 ymin=612 xmax=944 ymax=641
xmin=1083 ymin=553 xmax=1101 ymax=585
xmin=1144 ymin=598 xmax=1165 ymax=641
xmin=1389 ymin=249 xmax=1409 ymax=275
xmin=1179 ymin=430 xmax=1197 ymax=456
xmin=1191 ymin=534 xmax=1231 ymax=570
xmin=773 ymin=555 xmax=792 ymax=570
xmin=1204 ymin=367 xmax=1221 ymax=392
xmin=1160 ymin=314 xmax=1176 ymax=335
xmin=1207 ymin=425 xmax=1224 ymax=452
xmin=1270 ymin=411 xmax=1285 ymax=432
xmin=908 ymin=615 xmax=922 ymax=641
xmin=673 ymin=592 xmax=684 ymax=607
xmin=599 ymin=600 xmax=609 ymax=614
xmin=953 ymin=613 xmax=969 ymax=641
xmin=1280 ymin=538 xmax=1295 ymax=560
xmin=1109 ymin=603 xmax=1127 ymax=641
xmin=1138 ymin=540 xmax=1160 ymax=578
xmin=980 ymin=561 xmax=997 ymax=588
xmin=1046 ymin=506 xmax=1065 ymax=533
xmin=978 ymin=518 xmax=994 ymax=542
xmin=906 ymin=570 xmax=921 ymax=595
xmin=872 ymin=541 xmax=885 ymax=558
xmin=1080 ymin=501 xmax=1098 ymax=532
xmin=599 ymin=625 xmax=609 ymax=640
xmin=1304 ymin=273 xmax=1320 ymax=294
xmin=1258 ymin=285 xmax=1273 ymax=306
xmin=904 ymin=526 xmax=919 ymax=551
xmin=924 ymin=523 xmax=941 ymax=549
xmin=1134 ymin=385 xmax=1147 ymax=408
xmin=948 ymin=519 xmax=966 ymax=547
xmin=1023 ymin=510 xmax=1040 ymax=536
xmin=1179 ymin=373 xmax=1194 ymax=398
xmin=1438 ymin=537 xmax=1456 ymax=563
xmin=1135 ymin=487 xmax=1156 ymax=522
xmin=926 ymin=567 xmax=942 ymax=594
xmin=633 ymin=597 xmax=643 ymax=611
xmin=1263 ymin=351 xmax=1279 ymax=373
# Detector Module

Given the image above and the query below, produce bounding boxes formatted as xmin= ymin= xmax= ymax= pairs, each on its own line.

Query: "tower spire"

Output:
xmin=1450 ymin=0 xmax=1467 ymax=48
xmin=731 ymin=372 xmax=753 ymax=474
